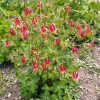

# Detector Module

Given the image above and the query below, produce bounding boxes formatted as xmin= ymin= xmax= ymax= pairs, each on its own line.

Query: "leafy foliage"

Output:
xmin=0 ymin=17 xmax=11 ymax=64
xmin=0 ymin=0 xmax=99 ymax=99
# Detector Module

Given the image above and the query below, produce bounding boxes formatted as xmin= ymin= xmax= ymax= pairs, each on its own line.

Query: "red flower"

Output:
xmin=15 ymin=17 xmax=20 ymax=26
xmin=37 ymin=2 xmax=43 ymax=9
xmin=32 ymin=18 xmax=37 ymax=27
xmin=33 ymin=62 xmax=39 ymax=71
xmin=42 ymin=59 xmax=51 ymax=70
xmin=69 ymin=21 xmax=75 ymax=28
xmin=66 ymin=4 xmax=71 ymax=13
xmin=21 ymin=57 xmax=27 ymax=63
xmin=32 ymin=48 xmax=36 ymax=55
xmin=42 ymin=63 xmax=47 ymax=71
xmin=85 ymin=25 xmax=91 ymax=37
xmin=55 ymin=38 xmax=60 ymax=46
xmin=89 ymin=41 xmax=95 ymax=49
xmin=49 ymin=23 xmax=56 ymax=33
xmin=44 ymin=59 xmax=51 ymax=65
xmin=10 ymin=27 xmax=15 ymax=36
xmin=77 ymin=24 xmax=84 ymax=39
xmin=77 ymin=24 xmax=82 ymax=32
xmin=72 ymin=47 xmax=78 ymax=54
xmin=24 ymin=7 xmax=32 ymax=16
xmin=60 ymin=64 xmax=66 ymax=74
xmin=20 ymin=26 xmax=27 ymax=33
xmin=41 ymin=25 xmax=47 ymax=34
xmin=79 ymin=29 xmax=84 ymax=39
xmin=5 ymin=40 xmax=10 ymax=47
xmin=40 ymin=25 xmax=47 ymax=38
xmin=72 ymin=71 xmax=79 ymax=81
xmin=20 ymin=25 xmax=28 ymax=40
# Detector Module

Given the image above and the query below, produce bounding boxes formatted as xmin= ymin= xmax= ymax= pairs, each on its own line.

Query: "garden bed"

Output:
xmin=0 ymin=46 xmax=100 ymax=100
xmin=0 ymin=67 xmax=100 ymax=100
xmin=0 ymin=0 xmax=100 ymax=99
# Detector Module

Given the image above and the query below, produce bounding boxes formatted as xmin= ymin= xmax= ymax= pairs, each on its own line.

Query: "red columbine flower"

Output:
xmin=55 ymin=38 xmax=60 ymax=46
xmin=5 ymin=40 xmax=10 ymax=47
xmin=44 ymin=59 xmax=51 ymax=65
xmin=33 ymin=62 xmax=39 ymax=71
xmin=42 ymin=63 xmax=47 ymax=71
xmin=24 ymin=7 xmax=32 ymax=16
xmin=60 ymin=64 xmax=66 ymax=74
xmin=10 ymin=27 xmax=15 ymax=36
xmin=41 ymin=25 xmax=47 ymax=38
xmin=77 ymin=24 xmax=82 ymax=32
xmin=69 ymin=21 xmax=75 ymax=28
xmin=85 ymin=25 xmax=91 ymax=37
xmin=15 ymin=17 xmax=20 ymax=26
xmin=72 ymin=47 xmax=78 ymax=54
xmin=37 ymin=2 xmax=43 ymax=9
xmin=66 ymin=4 xmax=71 ymax=13
xmin=41 ymin=25 xmax=47 ymax=34
xmin=49 ymin=23 xmax=57 ymax=33
xmin=79 ymin=29 xmax=84 ymax=39
xmin=32 ymin=17 xmax=37 ymax=27
xmin=20 ymin=25 xmax=28 ymax=40
xmin=42 ymin=59 xmax=51 ymax=70
xmin=77 ymin=24 xmax=84 ymax=39
xmin=89 ymin=41 xmax=95 ymax=49
xmin=21 ymin=57 xmax=27 ymax=63
xmin=72 ymin=71 xmax=79 ymax=81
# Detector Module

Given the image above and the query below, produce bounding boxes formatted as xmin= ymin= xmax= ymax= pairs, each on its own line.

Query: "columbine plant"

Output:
xmin=8 ymin=0 xmax=98 ymax=100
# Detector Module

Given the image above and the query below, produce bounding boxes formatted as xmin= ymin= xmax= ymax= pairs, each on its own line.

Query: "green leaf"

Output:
xmin=90 ymin=2 xmax=100 ymax=10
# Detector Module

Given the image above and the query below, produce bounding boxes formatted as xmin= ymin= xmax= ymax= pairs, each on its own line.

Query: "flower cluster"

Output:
xmin=7 ymin=1 xmax=96 ymax=99
xmin=8 ymin=2 xmax=95 ymax=81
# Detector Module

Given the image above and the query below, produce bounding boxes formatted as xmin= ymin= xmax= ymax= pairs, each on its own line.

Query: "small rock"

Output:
xmin=8 ymin=93 xmax=11 ymax=98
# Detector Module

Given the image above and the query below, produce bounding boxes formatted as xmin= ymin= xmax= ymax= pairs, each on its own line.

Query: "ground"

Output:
xmin=79 ymin=67 xmax=100 ymax=100
xmin=0 ymin=46 xmax=100 ymax=100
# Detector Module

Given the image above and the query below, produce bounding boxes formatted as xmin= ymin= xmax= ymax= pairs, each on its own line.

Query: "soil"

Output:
xmin=79 ymin=45 xmax=100 ymax=100
xmin=79 ymin=67 xmax=100 ymax=100
xmin=0 ymin=46 xmax=100 ymax=100
xmin=0 ymin=66 xmax=20 ymax=100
